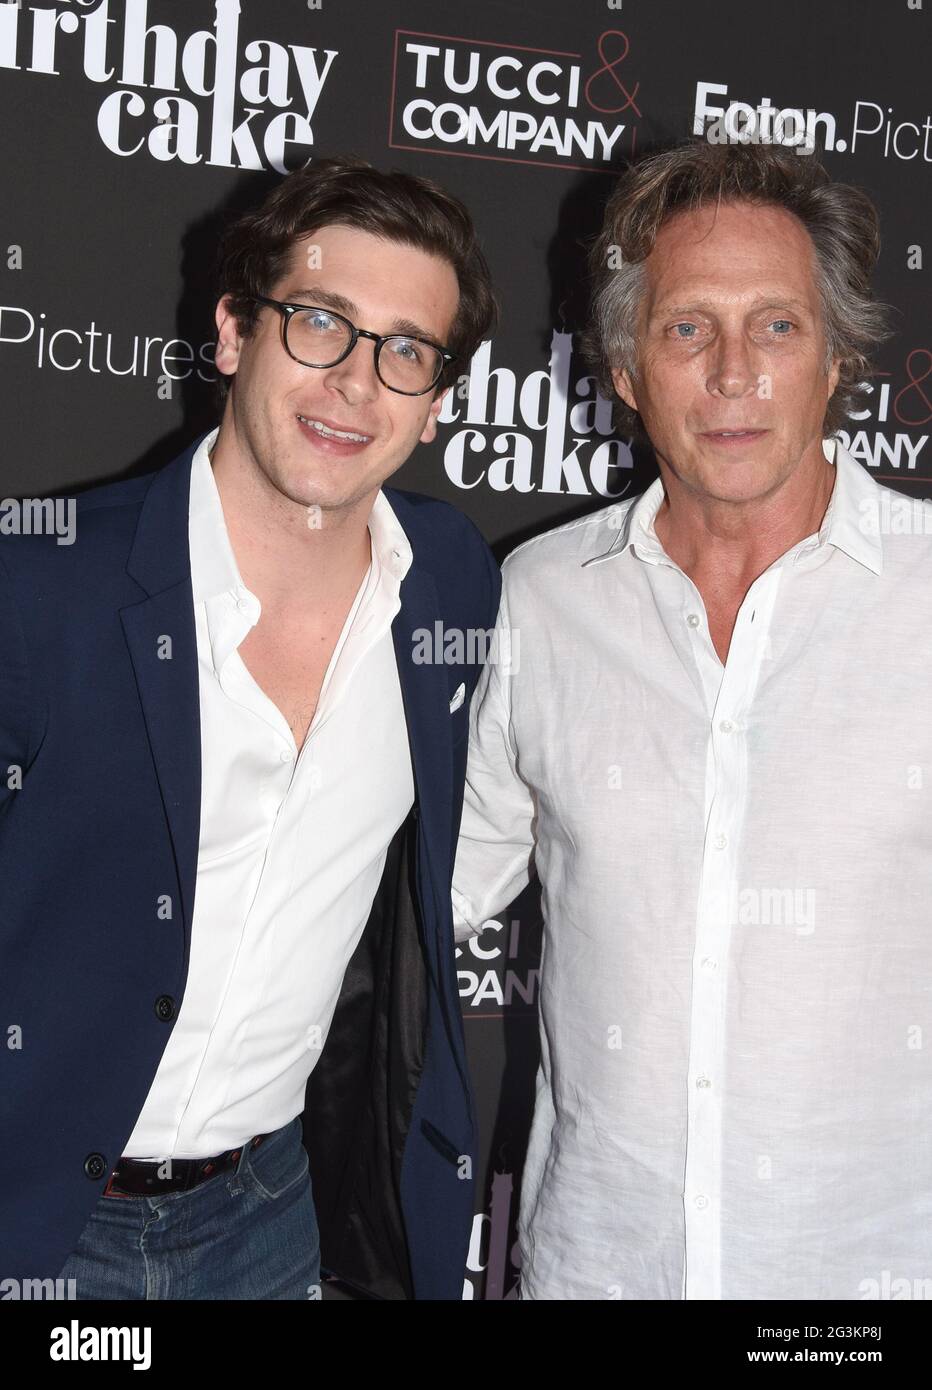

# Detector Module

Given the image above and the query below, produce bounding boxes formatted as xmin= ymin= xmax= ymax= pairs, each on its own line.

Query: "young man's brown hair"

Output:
xmin=213 ymin=154 xmax=499 ymax=407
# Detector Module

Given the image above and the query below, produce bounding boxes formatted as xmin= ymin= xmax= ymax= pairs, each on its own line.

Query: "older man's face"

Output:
xmin=612 ymin=201 xmax=841 ymax=505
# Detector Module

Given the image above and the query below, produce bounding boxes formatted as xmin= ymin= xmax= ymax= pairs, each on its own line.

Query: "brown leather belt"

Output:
xmin=103 ymin=1134 xmax=269 ymax=1198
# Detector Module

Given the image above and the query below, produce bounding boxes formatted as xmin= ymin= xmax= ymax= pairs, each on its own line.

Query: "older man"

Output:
xmin=453 ymin=138 xmax=932 ymax=1300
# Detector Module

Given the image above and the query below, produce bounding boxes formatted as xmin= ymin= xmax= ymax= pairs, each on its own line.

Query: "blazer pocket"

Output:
xmin=420 ymin=1117 xmax=464 ymax=1167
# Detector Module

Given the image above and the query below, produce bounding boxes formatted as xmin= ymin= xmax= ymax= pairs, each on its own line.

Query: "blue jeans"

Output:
xmin=57 ymin=1116 xmax=321 ymax=1300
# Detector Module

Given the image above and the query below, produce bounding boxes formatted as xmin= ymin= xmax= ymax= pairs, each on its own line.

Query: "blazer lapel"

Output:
xmin=391 ymin=555 xmax=475 ymax=1105
xmin=119 ymin=439 xmax=204 ymax=951
xmin=391 ymin=560 xmax=454 ymax=971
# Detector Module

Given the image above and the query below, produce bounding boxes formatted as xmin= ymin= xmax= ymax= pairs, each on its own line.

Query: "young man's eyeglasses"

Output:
xmin=249 ymin=294 xmax=456 ymax=397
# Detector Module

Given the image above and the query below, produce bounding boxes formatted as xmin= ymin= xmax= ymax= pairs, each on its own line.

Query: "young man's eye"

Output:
xmin=304 ymin=310 xmax=337 ymax=332
xmin=389 ymin=338 xmax=422 ymax=362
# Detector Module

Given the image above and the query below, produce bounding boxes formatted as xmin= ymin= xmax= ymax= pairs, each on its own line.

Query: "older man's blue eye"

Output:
xmin=771 ymin=320 xmax=793 ymax=333
xmin=673 ymin=324 xmax=696 ymax=337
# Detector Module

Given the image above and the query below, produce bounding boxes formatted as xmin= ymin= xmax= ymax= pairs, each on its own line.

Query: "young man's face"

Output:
xmin=214 ymin=224 xmax=461 ymax=517
xmin=612 ymin=200 xmax=841 ymax=507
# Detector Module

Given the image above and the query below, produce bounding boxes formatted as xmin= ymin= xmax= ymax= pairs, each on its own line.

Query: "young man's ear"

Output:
xmin=419 ymin=385 xmax=450 ymax=445
xmin=611 ymin=366 xmax=638 ymax=415
xmin=214 ymin=294 xmax=245 ymax=377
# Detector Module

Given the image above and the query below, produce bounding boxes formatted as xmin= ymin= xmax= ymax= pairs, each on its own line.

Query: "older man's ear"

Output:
xmin=611 ymin=366 xmax=638 ymax=414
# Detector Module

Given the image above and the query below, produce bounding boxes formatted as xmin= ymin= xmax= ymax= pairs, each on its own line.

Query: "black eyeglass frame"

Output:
xmin=249 ymin=293 xmax=456 ymax=396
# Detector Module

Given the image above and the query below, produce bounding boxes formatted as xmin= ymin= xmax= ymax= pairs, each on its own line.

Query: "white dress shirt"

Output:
xmin=452 ymin=438 xmax=932 ymax=1300
xmin=124 ymin=427 xmax=414 ymax=1158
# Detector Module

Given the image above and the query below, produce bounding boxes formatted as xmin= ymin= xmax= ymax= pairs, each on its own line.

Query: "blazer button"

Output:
xmin=84 ymin=1153 xmax=107 ymax=1180
xmin=154 ymin=994 xmax=176 ymax=1022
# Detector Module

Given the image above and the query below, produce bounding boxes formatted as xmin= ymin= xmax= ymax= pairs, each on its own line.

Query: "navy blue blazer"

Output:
xmin=0 ymin=431 xmax=501 ymax=1300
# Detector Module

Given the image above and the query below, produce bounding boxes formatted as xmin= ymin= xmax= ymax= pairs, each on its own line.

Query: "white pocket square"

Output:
xmin=449 ymin=682 xmax=466 ymax=713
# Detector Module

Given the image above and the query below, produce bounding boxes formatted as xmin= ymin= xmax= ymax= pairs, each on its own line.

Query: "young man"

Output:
xmin=0 ymin=156 xmax=500 ymax=1300
xmin=453 ymin=138 xmax=931 ymax=1299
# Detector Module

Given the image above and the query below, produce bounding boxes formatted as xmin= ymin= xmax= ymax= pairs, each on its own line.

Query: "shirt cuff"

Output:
xmin=451 ymin=886 xmax=480 ymax=942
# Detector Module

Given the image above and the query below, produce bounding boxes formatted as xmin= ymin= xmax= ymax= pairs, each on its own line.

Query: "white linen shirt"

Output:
xmin=452 ymin=438 xmax=932 ymax=1300
xmin=124 ymin=427 xmax=414 ymax=1158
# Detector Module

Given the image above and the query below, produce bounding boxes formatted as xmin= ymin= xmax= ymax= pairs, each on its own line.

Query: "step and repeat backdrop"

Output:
xmin=1 ymin=0 xmax=928 ymax=1299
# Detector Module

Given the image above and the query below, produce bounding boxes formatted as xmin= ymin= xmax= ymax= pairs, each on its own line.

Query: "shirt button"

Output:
xmin=694 ymin=1194 xmax=709 ymax=1210
xmin=701 ymin=956 xmax=718 ymax=971
xmin=686 ymin=613 xmax=701 ymax=628
xmin=718 ymin=719 xmax=735 ymax=734
xmin=714 ymin=833 xmax=727 ymax=850
xmin=696 ymin=1075 xmax=712 ymax=1089
xmin=280 ymin=750 xmax=293 ymax=763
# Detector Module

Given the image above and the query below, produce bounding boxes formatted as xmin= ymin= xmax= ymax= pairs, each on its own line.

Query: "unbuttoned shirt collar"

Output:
xmin=188 ymin=426 xmax=413 ymax=676
xmin=581 ymin=437 xmax=883 ymax=578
